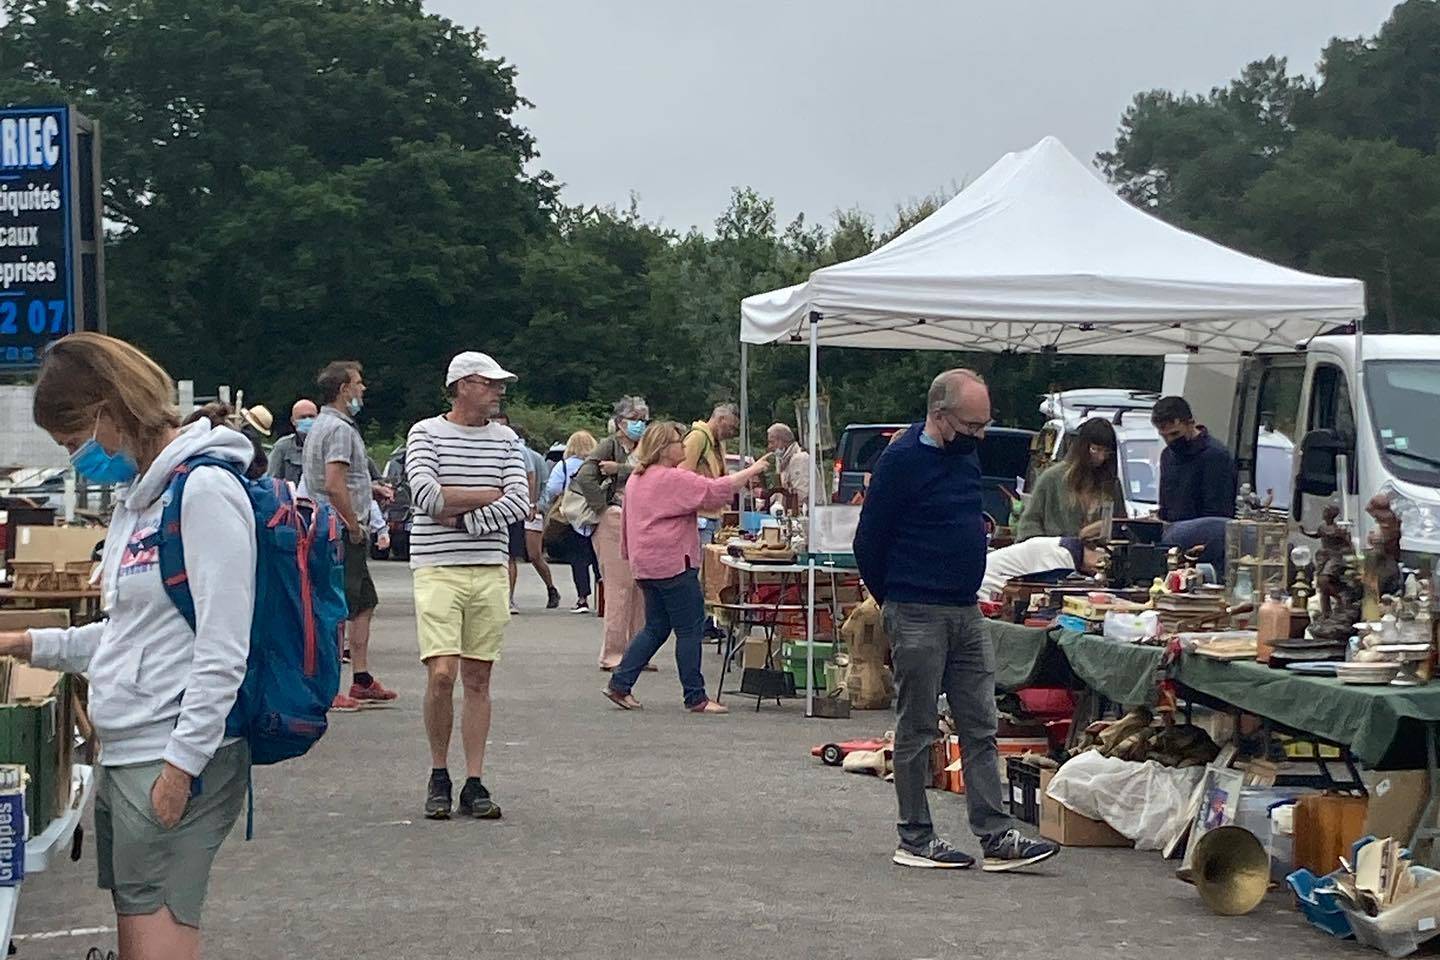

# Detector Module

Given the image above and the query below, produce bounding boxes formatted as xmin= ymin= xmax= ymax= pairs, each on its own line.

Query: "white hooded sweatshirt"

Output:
xmin=30 ymin=420 xmax=256 ymax=775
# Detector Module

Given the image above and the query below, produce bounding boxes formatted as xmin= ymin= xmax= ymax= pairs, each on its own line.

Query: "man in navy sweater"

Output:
xmin=1151 ymin=396 xmax=1236 ymax=523
xmin=854 ymin=369 xmax=1058 ymax=873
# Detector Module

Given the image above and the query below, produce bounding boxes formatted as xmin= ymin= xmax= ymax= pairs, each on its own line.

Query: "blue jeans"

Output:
xmin=609 ymin=569 xmax=708 ymax=707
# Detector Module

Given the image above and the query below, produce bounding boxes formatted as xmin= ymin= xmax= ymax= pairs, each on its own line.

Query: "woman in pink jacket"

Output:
xmin=603 ymin=421 xmax=770 ymax=714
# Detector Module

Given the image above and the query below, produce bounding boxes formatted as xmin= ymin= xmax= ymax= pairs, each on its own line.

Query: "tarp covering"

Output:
xmin=740 ymin=137 xmax=1365 ymax=354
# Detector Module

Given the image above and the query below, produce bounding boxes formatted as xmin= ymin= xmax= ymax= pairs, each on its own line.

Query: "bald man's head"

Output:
xmin=291 ymin=398 xmax=318 ymax=427
xmin=925 ymin=368 xmax=991 ymax=443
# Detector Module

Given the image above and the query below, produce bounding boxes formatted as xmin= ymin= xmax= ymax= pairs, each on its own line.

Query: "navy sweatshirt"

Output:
xmin=1157 ymin=427 xmax=1236 ymax=523
xmin=853 ymin=424 xmax=987 ymax=607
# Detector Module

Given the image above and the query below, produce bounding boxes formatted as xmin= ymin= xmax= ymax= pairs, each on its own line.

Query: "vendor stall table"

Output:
xmin=986 ymin=621 xmax=1068 ymax=692
xmin=985 ymin=620 xmax=1440 ymax=858
xmin=0 ymin=588 xmax=101 ymax=625
xmin=1057 ymin=633 xmax=1166 ymax=708
xmin=714 ymin=556 xmax=857 ymax=714
xmin=1 ymin=763 xmax=94 ymax=950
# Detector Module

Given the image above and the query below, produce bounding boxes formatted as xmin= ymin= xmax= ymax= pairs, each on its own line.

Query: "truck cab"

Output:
xmin=1226 ymin=334 xmax=1440 ymax=561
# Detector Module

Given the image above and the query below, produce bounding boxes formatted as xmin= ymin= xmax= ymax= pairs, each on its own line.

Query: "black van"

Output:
xmin=832 ymin=423 xmax=1035 ymax=524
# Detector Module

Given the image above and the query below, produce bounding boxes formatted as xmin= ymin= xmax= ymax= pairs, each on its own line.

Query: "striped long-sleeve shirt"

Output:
xmin=405 ymin=415 xmax=530 ymax=568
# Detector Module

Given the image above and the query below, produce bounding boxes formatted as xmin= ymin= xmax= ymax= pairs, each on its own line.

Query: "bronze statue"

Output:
xmin=1310 ymin=561 xmax=1366 ymax=643
xmin=1305 ymin=504 xmax=1350 ymax=619
xmin=1365 ymin=493 xmax=1404 ymax=603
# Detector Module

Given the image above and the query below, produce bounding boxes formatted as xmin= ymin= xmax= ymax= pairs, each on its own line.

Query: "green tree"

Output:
xmin=0 ymin=0 xmax=554 ymax=426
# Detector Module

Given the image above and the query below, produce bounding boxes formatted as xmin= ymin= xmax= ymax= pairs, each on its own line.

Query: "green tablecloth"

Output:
xmin=1177 ymin=656 xmax=1440 ymax=768
xmin=984 ymin=623 xmax=1440 ymax=765
xmin=1057 ymin=632 xmax=1167 ymax=707
xmin=985 ymin=621 xmax=1064 ymax=692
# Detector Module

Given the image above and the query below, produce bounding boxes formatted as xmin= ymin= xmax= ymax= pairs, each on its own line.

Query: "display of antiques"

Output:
xmin=1067 ymin=707 xmax=1220 ymax=768
xmin=1099 ymin=517 xmax=1171 ymax=589
xmin=1224 ymin=515 xmax=1289 ymax=607
xmin=1279 ymin=502 xmax=1366 ymax=664
xmin=1364 ymin=493 xmax=1404 ymax=619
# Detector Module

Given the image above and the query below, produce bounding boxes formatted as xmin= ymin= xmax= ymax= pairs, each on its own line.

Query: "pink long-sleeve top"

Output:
xmin=622 ymin=465 xmax=737 ymax=580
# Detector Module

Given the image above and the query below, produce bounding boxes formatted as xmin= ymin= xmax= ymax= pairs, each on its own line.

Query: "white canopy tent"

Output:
xmin=735 ymin=135 xmax=1365 ymax=715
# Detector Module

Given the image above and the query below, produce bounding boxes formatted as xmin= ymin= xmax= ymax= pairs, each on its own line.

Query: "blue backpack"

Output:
xmin=145 ymin=455 xmax=346 ymax=768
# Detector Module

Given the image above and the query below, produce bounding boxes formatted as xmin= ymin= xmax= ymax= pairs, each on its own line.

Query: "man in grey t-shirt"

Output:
xmin=302 ymin=360 xmax=398 ymax=710
xmin=492 ymin=415 xmax=559 ymax=610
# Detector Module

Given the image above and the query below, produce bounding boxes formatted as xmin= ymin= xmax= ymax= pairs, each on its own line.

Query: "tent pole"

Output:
xmin=806 ymin=311 xmax=820 ymax=718
xmin=739 ymin=340 xmax=750 ymax=513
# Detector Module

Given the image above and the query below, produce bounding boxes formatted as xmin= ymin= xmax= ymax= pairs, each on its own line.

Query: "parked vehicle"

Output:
xmin=832 ymin=422 xmax=1035 ymax=525
xmin=1178 ymin=333 xmax=1440 ymax=561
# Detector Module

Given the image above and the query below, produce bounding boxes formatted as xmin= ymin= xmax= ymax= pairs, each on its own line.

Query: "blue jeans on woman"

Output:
xmin=608 ymin=569 xmax=708 ymax=708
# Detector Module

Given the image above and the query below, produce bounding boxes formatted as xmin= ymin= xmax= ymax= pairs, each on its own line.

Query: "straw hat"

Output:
xmin=241 ymin=405 xmax=274 ymax=437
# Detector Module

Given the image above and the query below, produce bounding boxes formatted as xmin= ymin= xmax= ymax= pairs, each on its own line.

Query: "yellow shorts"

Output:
xmin=413 ymin=565 xmax=511 ymax=662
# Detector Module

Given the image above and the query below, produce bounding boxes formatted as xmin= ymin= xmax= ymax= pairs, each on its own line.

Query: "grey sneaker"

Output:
xmin=424 ymin=773 xmax=452 ymax=820
xmin=981 ymin=829 xmax=1059 ymax=872
xmin=892 ymin=836 xmax=975 ymax=869
xmin=457 ymin=780 xmax=502 ymax=820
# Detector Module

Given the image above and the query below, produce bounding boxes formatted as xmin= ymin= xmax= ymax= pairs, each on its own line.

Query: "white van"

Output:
xmin=1170 ymin=333 xmax=1440 ymax=561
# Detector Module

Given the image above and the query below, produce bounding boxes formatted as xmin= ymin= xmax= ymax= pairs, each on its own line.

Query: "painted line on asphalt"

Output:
xmin=13 ymin=925 xmax=115 ymax=941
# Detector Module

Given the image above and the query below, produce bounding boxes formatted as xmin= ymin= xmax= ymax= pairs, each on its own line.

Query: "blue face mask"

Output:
xmin=346 ymin=397 xmax=363 ymax=417
xmin=71 ymin=433 xmax=139 ymax=485
xmin=295 ymin=417 xmax=315 ymax=436
xmin=624 ymin=419 xmax=646 ymax=441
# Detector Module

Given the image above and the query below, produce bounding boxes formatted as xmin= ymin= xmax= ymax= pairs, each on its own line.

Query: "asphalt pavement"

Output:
xmin=18 ymin=561 xmax=1362 ymax=959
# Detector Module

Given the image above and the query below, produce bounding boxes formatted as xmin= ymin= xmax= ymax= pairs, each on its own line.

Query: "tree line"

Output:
xmin=2 ymin=0 xmax=1433 ymax=449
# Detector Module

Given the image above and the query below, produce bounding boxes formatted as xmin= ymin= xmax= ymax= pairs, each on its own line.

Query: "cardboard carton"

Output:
xmin=1362 ymin=771 xmax=1429 ymax=847
xmin=12 ymin=525 xmax=103 ymax=569
xmin=0 ymin=663 xmax=71 ymax=838
xmin=1039 ymin=768 xmax=1132 ymax=847
xmin=742 ymin=636 xmax=773 ymax=671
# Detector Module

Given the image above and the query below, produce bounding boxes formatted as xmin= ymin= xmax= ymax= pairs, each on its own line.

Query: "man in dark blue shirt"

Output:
xmin=1151 ymin=396 xmax=1236 ymax=523
xmin=854 ymin=368 xmax=1058 ymax=873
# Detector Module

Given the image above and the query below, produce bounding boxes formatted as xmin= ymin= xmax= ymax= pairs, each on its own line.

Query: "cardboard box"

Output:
xmin=0 ymin=609 xmax=69 ymax=632
xmin=0 ymin=661 xmax=72 ymax=838
xmin=12 ymin=525 xmax=104 ymax=568
xmin=742 ymin=636 xmax=773 ymax=671
xmin=1038 ymin=768 xmax=1132 ymax=847
xmin=1363 ymin=771 xmax=1429 ymax=846
xmin=0 ymin=775 xmax=23 ymax=886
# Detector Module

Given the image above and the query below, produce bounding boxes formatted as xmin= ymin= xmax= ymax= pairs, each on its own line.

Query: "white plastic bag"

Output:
xmin=1103 ymin=609 xmax=1160 ymax=643
xmin=1045 ymin=750 xmax=1205 ymax=850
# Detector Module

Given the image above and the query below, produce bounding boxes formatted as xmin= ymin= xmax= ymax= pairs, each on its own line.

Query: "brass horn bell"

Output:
xmin=1192 ymin=825 xmax=1270 ymax=916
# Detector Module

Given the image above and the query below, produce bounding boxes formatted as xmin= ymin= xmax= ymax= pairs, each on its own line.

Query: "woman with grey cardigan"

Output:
xmin=574 ymin=396 xmax=650 ymax=670
xmin=1016 ymin=417 xmax=1127 ymax=541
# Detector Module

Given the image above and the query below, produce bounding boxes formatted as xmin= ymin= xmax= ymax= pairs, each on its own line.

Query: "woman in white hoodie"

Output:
xmin=0 ymin=333 xmax=255 ymax=960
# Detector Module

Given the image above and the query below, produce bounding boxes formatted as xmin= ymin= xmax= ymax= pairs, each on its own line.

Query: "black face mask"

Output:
xmin=1166 ymin=434 xmax=1196 ymax=454
xmin=945 ymin=434 xmax=978 ymax=456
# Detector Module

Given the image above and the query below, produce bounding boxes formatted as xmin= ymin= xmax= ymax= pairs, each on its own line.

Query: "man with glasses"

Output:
xmin=682 ymin=402 xmax=740 ymax=545
xmin=405 ymin=352 xmax=530 ymax=821
xmin=854 ymin=368 xmax=1059 ymax=873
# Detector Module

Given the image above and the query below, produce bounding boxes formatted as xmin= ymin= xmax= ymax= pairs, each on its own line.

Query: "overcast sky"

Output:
xmin=435 ymin=1 xmax=1400 ymax=234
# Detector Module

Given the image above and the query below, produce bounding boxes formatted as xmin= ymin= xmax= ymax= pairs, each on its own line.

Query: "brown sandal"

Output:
xmin=687 ymin=699 xmax=729 ymax=715
xmin=603 ymin=687 xmax=642 ymax=710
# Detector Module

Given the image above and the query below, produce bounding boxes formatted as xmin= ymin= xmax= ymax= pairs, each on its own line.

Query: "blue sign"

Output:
xmin=0 ymin=106 xmax=72 ymax=368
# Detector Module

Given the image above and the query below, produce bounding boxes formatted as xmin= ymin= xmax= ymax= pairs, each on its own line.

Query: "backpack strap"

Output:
xmin=137 ymin=454 xmax=247 ymax=632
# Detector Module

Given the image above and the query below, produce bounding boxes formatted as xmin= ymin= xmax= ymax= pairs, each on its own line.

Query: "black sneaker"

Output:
xmin=892 ymin=836 xmax=975 ymax=869
xmin=457 ymin=780 xmax=502 ymax=820
xmin=981 ymin=829 xmax=1059 ymax=872
xmin=546 ymin=587 xmax=561 ymax=609
xmin=424 ymin=774 xmax=452 ymax=820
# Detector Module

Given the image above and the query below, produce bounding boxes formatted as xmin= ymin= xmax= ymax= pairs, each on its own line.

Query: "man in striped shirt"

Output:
xmin=406 ymin=351 xmax=529 ymax=821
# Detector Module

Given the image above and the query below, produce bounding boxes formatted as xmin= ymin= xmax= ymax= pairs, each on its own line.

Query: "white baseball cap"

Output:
xmin=446 ymin=351 xmax=518 ymax=387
